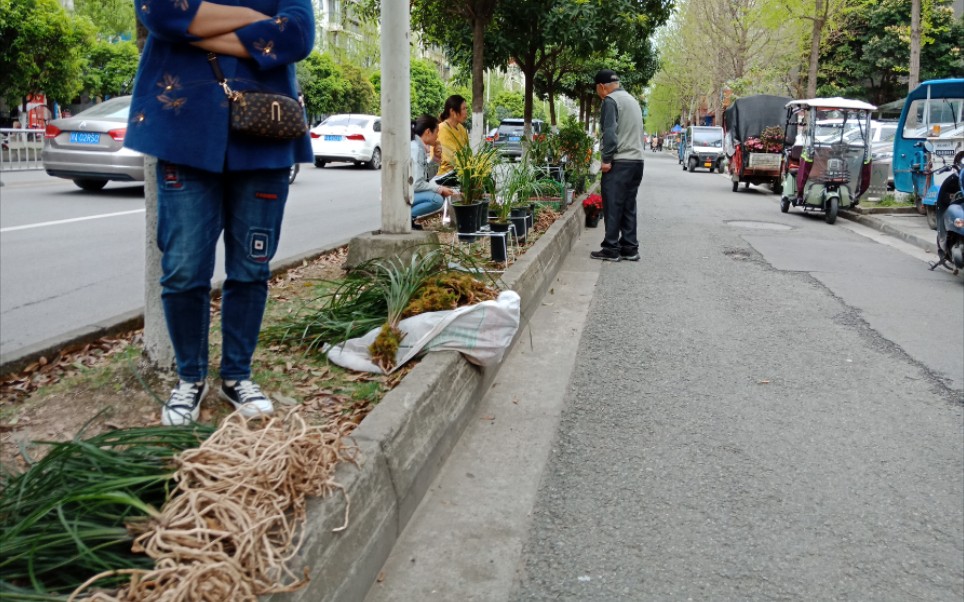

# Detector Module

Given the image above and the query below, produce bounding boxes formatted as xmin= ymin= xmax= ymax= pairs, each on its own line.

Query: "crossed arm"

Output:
xmin=187 ymin=1 xmax=269 ymax=57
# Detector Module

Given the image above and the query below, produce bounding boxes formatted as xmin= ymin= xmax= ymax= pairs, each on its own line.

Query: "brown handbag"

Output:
xmin=208 ymin=53 xmax=308 ymax=141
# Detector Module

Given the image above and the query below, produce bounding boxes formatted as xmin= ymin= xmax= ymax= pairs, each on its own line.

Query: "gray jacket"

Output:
xmin=600 ymin=88 xmax=645 ymax=163
xmin=411 ymin=138 xmax=441 ymax=193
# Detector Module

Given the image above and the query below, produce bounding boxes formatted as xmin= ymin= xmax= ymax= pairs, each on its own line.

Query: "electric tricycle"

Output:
xmin=780 ymin=97 xmax=876 ymax=224
xmin=891 ymin=79 xmax=964 ymax=229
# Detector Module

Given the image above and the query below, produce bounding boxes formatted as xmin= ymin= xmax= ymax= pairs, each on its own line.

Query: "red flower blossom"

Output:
xmin=582 ymin=193 xmax=603 ymax=211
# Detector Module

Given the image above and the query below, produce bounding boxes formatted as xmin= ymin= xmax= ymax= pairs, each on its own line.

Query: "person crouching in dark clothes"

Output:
xmin=590 ymin=69 xmax=645 ymax=262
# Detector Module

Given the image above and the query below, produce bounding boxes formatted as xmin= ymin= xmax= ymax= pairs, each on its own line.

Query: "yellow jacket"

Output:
xmin=437 ymin=120 xmax=469 ymax=175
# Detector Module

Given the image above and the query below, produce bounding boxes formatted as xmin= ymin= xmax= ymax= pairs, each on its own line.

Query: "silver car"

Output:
xmin=42 ymin=96 xmax=144 ymax=191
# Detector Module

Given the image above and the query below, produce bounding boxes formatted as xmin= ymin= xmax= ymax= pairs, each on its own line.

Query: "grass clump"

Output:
xmin=0 ymin=424 xmax=214 ymax=598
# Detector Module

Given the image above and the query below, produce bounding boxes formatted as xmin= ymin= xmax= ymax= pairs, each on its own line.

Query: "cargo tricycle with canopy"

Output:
xmin=723 ymin=94 xmax=792 ymax=193
xmin=779 ymin=97 xmax=876 ymax=224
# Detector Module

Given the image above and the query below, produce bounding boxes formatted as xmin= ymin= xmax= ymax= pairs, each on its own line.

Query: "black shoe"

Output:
xmin=620 ymin=251 xmax=640 ymax=261
xmin=590 ymin=250 xmax=620 ymax=262
xmin=220 ymin=380 xmax=274 ymax=418
xmin=162 ymin=381 xmax=208 ymax=426
xmin=411 ymin=219 xmax=423 ymax=231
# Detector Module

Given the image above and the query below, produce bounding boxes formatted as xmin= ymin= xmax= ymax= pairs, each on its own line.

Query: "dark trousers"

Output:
xmin=600 ymin=160 xmax=644 ymax=255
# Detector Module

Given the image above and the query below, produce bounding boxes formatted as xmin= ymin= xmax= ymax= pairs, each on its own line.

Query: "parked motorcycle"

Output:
xmin=928 ymin=148 xmax=964 ymax=276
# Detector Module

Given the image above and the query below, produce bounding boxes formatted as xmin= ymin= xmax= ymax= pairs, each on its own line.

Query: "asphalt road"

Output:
xmin=366 ymin=151 xmax=964 ymax=601
xmin=0 ymin=164 xmax=381 ymax=359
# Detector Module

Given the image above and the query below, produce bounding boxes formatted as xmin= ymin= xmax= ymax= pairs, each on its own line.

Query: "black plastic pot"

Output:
xmin=489 ymin=220 xmax=510 ymax=262
xmin=452 ymin=201 xmax=483 ymax=242
xmin=510 ymin=207 xmax=527 ymax=245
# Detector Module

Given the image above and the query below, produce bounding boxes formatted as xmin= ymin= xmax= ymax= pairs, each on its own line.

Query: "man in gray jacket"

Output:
xmin=591 ymin=69 xmax=645 ymax=262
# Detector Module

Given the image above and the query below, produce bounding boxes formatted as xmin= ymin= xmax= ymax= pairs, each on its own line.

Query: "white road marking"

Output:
xmin=0 ymin=209 xmax=145 ymax=233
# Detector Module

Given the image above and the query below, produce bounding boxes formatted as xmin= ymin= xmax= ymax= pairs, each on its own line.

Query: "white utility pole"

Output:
xmin=380 ymin=0 xmax=412 ymax=233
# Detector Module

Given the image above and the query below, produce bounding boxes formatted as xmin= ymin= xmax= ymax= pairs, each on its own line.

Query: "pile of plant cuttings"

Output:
xmin=0 ymin=423 xmax=214 ymax=600
xmin=1 ymin=408 xmax=355 ymax=602
xmin=262 ymin=246 xmax=502 ymax=372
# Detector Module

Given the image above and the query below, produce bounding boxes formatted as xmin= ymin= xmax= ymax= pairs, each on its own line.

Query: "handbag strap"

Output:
xmin=207 ymin=53 xmax=236 ymax=98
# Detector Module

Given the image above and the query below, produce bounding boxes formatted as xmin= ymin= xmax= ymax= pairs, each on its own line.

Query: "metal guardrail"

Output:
xmin=1 ymin=128 xmax=45 ymax=171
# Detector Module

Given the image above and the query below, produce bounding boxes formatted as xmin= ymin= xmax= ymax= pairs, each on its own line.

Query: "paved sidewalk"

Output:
xmin=840 ymin=207 xmax=936 ymax=255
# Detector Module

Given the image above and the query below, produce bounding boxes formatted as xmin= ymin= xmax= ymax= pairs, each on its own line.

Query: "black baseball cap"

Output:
xmin=594 ymin=69 xmax=619 ymax=85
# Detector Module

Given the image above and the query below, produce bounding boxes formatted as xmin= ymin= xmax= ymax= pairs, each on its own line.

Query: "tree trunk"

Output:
xmin=806 ymin=0 xmax=825 ymax=98
xmin=471 ymin=17 xmax=486 ymax=148
xmin=142 ymin=155 xmax=176 ymax=371
xmin=909 ymin=0 xmax=921 ymax=91
xmin=547 ymin=87 xmax=556 ymax=126
xmin=137 ymin=16 xmax=175 ymax=371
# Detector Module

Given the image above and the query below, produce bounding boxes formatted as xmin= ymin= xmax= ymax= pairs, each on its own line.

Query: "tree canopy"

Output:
xmin=0 ymin=0 xmax=95 ymax=106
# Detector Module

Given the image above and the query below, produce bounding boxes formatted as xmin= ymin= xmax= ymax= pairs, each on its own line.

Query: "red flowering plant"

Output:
xmin=582 ymin=193 xmax=603 ymax=212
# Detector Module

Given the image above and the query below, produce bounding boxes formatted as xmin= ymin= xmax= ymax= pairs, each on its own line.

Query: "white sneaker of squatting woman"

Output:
xmin=161 ymin=381 xmax=208 ymax=426
xmin=220 ymin=379 xmax=274 ymax=418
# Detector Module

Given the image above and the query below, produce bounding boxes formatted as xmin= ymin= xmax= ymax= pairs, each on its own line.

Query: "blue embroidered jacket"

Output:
xmin=125 ymin=0 xmax=315 ymax=173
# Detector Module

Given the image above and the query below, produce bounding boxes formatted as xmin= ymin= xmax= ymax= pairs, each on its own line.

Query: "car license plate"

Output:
xmin=704 ymin=162 xmax=712 ymax=167
xmin=934 ymin=148 xmax=955 ymax=156
xmin=508 ymin=136 xmax=521 ymax=141
xmin=324 ymin=135 xmax=341 ymax=141
xmin=69 ymin=132 xmax=100 ymax=145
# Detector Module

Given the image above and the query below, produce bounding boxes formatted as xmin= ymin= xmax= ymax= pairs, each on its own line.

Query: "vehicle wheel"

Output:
xmin=732 ymin=180 xmax=739 ymax=192
xmin=73 ymin=179 xmax=107 ymax=191
xmin=288 ymin=164 xmax=299 ymax=185
xmin=780 ymin=196 xmax=790 ymax=213
xmin=926 ymin=205 xmax=938 ymax=230
xmin=825 ymin=196 xmax=839 ymax=224
xmin=772 ymin=182 xmax=783 ymax=195
xmin=314 ymin=158 xmax=326 ymax=168
xmin=914 ymin=193 xmax=925 ymax=215
xmin=368 ymin=147 xmax=382 ymax=170
xmin=687 ymin=158 xmax=695 ymax=172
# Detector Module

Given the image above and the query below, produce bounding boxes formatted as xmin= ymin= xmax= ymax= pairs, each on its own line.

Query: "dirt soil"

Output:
xmin=0 ymin=208 xmax=563 ymax=474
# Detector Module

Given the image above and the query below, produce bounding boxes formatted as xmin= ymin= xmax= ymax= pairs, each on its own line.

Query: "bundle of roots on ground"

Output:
xmin=72 ymin=409 xmax=357 ymax=602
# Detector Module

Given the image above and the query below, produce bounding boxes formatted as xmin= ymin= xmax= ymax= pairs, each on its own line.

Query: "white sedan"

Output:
xmin=310 ymin=114 xmax=381 ymax=169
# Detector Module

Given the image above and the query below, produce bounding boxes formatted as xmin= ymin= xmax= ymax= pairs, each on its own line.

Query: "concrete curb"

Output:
xmin=263 ymin=200 xmax=585 ymax=602
xmin=839 ymin=210 xmax=935 ymax=254
xmin=0 ymin=241 xmax=355 ymax=378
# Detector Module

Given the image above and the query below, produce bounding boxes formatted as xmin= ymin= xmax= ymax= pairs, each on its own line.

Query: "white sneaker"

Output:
xmin=220 ymin=379 xmax=274 ymax=418
xmin=161 ymin=381 xmax=208 ymax=426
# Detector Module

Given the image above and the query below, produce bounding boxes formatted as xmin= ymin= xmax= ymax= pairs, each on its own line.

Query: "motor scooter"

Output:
xmin=928 ymin=147 xmax=964 ymax=275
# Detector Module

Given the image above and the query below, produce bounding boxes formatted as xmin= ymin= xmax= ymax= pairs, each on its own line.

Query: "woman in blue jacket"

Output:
xmin=125 ymin=0 xmax=314 ymax=425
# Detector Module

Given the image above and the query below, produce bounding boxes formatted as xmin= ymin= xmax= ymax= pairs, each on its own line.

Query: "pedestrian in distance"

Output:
xmin=125 ymin=0 xmax=315 ymax=425
xmin=434 ymin=94 xmax=469 ymax=179
xmin=590 ymin=69 xmax=645 ymax=262
xmin=410 ymin=115 xmax=456 ymax=230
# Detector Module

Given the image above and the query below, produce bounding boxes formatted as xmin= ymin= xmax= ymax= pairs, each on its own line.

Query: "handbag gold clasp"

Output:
xmin=271 ymin=101 xmax=282 ymax=122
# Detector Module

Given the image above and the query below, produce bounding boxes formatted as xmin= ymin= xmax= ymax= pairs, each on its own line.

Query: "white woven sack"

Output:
xmin=326 ymin=290 xmax=521 ymax=374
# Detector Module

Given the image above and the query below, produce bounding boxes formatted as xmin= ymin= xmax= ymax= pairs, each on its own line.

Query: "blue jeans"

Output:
xmin=413 ymin=190 xmax=445 ymax=218
xmin=156 ymin=161 xmax=288 ymax=383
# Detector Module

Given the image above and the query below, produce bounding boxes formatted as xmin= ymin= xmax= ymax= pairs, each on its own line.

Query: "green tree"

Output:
xmin=0 ymin=0 xmax=95 ymax=106
xmin=81 ymin=39 xmax=139 ymax=98
xmin=74 ymin=0 xmax=135 ymax=40
xmin=488 ymin=91 xmax=525 ymax=123
xmin=490 ymin=0 xmax=671 ymax=132
xmin=410 ymin=58 xmax=446 ymax=118
xmin=340 ymin=63 xmax=377 ymax=113
xmin=297 ymin=51 xmax=351 ymax=120
xmin=817 ymin=0 xmax=963 ymax=104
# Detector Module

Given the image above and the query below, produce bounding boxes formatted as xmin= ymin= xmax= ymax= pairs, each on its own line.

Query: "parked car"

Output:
xmin=41 ymin=96 xmax=144 ymax=191
xmin=493 ymin=118 xmax=545 ymax=161
xmin=310 ymin=114 xmax=381 ymax=169
xmin=485 ymin=127 xmax=497 ymax=143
